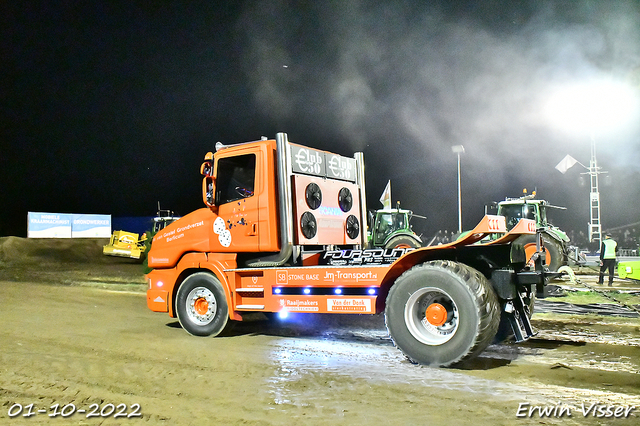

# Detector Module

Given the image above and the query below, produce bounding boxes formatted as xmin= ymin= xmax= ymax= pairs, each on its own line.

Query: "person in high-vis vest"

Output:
xmin=597 ymin=234 xmax=618 ymax=286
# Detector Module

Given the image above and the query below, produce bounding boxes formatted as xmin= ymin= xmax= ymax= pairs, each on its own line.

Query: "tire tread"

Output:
xmin=385 ymin=260 xmax=500 ymax=367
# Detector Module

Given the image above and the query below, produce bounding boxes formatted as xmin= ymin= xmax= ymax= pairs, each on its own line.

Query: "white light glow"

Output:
xmin=545 ymin=79 xmax=638 ymax=134
xmin=278 ymin=309 xmax=289 ymax=319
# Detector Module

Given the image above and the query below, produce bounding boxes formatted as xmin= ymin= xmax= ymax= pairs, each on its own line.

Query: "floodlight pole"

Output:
xmin=452 ymin=145 xmax=465 ymax=234
xmin=587 ymin=133 xmax=602 ymax=245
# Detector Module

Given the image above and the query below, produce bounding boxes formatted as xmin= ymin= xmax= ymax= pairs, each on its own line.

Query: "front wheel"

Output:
xmin=385 ymin=261 xmax=500 ymax=367
xmin=175 ymin=272 xmax=229 ymax=336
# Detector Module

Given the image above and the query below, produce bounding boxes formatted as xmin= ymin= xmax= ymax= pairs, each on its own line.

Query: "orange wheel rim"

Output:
xmin=425 ymin=303 xmax=448 ymax=326
xmin=193 ymin=298 xmax=209 ymax=316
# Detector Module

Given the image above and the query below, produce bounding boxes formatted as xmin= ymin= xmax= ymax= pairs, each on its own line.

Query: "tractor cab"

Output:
xmin=497 ymin=200 xmax=544 ymax=230
xmin=488 ymin=190 xmax=570 ymax=271
xmin=368 ymin=203 xmax=423 ymax=249
xmin=153 ymin=207 xmax=180 ymax=233
xmin=493 ymin=191 xmax=557 ymax=231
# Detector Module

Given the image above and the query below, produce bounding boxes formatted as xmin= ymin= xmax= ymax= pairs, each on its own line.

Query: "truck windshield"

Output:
xmin=215 ymin=154 xmax=256 ymax=205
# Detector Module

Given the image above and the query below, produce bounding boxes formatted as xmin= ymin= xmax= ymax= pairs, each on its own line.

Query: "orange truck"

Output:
xmin=146 ymin=133 xmax=552 ymax=367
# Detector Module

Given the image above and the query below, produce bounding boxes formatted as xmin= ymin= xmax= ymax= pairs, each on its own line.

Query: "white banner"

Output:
xmin=71 ymin=214 xmax=112 ymax=238
xmin=27 ymin=213 xmax=72 ymax=238
xmin=28 ymin=212 xmax=111 ymax=238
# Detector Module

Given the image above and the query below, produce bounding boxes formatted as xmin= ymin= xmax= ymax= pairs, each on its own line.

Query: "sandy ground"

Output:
xmin=0 ymin=237 xmax=639 ymax=425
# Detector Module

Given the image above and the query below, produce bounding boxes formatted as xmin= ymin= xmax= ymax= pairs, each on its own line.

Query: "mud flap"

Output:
xmin=504 ymin=291 xmax=536 ymax=343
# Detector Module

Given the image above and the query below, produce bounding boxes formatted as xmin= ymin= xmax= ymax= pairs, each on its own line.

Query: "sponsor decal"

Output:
xmin=276 ymin=270 xmax=288 ymax=285
xmin=290 ymin=145 xmax=357 ymax=183
xmin=326 ymin=153 xmax=355 ymax=181
xmin=320 ymin=248 xmax=414 ymax=266
xmin=293 ymin=146 xmax=325 ymax=175
xmin=278 ymin=299 xmax=319 ymax=312
xmin=175 ymin=221 xmax=204 ymax=233
xmin=323 ymin=270 xmax=377 ymax=283
xmin=119 ymin=235 xmax=135 ymax=244
xmin=327 ymin=298 xmax=371 ymax=312
xmin=161 ymin=220 xmax=205 ymax=243
xmin=276 ymin=269 xmax=376 ymax=284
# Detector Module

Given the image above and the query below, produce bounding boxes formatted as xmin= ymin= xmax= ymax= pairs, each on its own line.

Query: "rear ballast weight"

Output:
xmin=146 ymin=133 xmax=551 ymax=367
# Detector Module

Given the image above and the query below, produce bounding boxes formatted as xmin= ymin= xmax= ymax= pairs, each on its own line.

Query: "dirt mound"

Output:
xmin=0 ymin=237 xmax=146 ymax=287
xmin=0 ymin=236 xmax=113 ymax=264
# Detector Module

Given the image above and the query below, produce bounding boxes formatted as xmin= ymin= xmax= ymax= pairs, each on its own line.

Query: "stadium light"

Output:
xmin=546 ymin=79 xmax=638 ymax=244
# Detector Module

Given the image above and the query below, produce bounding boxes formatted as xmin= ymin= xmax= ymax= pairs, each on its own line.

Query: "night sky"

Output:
xmin=2 ymin=1 xmax=640 ymax=245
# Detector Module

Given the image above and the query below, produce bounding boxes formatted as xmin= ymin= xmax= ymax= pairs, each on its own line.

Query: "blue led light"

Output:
xmin=303 ymin=287 xmax=311 ymax=295
xmin=274 ymin=288 xmax=282 ymax=294
xmin=334 ymin=288 xmax=342 ymax=295
xmin=368 ymin=288 xmax=376 ymax=295
xmin=278 ymin=309 xmax=289 ymax=319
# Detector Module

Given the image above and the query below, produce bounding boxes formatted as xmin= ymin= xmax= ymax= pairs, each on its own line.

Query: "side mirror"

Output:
xmin=203 ymin=176 xmax=216 ymax=208
xmin=200 ymin=160 xmax=213 ymax=176
xmin=200 ymin=152 xmax=214 ymax=176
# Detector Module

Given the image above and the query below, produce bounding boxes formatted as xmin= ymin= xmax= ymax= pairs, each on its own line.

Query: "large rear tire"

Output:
xmin=385 ymin=261 xmax=500 ymax=367
xmin=384 ymin=235 xmax=421 ymax=249
xmin=517 ymin=234 xmax=565 ymax=272
xmin=176 ymin=272 xmax=229 ymax=337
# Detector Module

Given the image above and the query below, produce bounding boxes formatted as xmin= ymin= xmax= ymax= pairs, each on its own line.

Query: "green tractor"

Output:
xmin=368 ymin=203 xmax=424 ymax=249
xmin=492 ymin=191 xmax=570 ymax=272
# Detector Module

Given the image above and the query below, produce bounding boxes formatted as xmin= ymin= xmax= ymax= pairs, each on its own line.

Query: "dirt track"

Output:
xmin=0 ymin=237 xmax=639 ymax=425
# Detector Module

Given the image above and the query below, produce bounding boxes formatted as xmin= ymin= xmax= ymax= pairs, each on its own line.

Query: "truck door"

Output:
xmin=214 ymin=152 xmax=260 ymax=252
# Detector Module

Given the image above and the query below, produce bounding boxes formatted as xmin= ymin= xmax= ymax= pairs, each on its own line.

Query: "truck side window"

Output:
xmin=215 ymin=154 xmax=256 ymax=205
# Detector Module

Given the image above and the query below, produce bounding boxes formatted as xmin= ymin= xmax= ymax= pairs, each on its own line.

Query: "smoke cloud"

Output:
xmin=237 ymin=0 xmax=640 ymax=234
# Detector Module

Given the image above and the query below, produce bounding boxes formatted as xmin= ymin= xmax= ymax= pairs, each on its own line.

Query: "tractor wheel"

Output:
xmin=384 ymin=235 xmax=422 ymax=249
xmin=176 ymin=272 xmax=229 ymax=337
xmin=516 ymin=234 xmax=565 ymax=272
xmin=385 ymin=260 xmax=500 ymax=367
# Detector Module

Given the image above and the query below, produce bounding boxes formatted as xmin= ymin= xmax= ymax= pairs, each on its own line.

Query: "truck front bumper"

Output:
xmin=147 ymin=288 xmax=169 ymax=312
xmin=146 ymin=269 xmax=176 ymax=313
